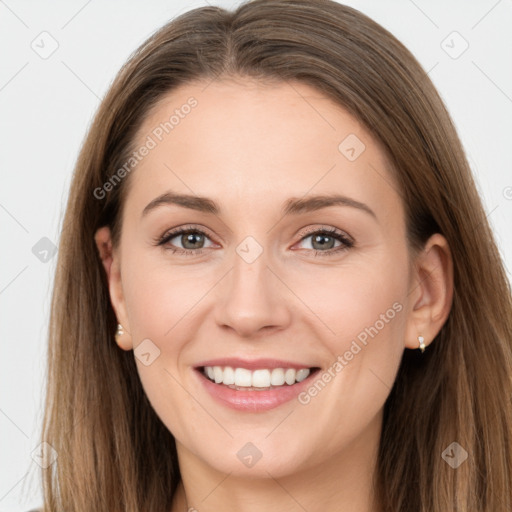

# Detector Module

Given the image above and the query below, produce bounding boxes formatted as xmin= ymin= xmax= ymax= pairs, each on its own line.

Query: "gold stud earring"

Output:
xmin=115 ymin=323 xmax=124 ymax=345
xmin=418 ymin=335 xmax=426 ymax=353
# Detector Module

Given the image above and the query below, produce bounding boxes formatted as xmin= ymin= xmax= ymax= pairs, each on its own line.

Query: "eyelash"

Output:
xmin=155 ymin=225 xmax=354 ymax=257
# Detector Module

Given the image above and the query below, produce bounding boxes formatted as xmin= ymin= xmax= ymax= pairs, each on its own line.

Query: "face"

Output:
xmin=103 ymin=77 xmax=420 ymax=478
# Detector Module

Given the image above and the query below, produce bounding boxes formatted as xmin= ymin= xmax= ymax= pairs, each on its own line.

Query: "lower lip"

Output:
xmin=195 ymin=369 xmax=318 ymax=412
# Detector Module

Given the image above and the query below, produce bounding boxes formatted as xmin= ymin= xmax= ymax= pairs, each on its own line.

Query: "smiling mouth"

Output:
xmin=199 ymin=365 xmax=321 ymax=391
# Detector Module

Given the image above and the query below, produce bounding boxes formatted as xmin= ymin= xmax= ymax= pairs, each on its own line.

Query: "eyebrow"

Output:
xmin=141 ymin=191 xmax=377 ymax=220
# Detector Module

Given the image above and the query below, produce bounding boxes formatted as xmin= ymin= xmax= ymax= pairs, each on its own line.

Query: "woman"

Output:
xmin=39 ymin=0 xmax=512 ymax=510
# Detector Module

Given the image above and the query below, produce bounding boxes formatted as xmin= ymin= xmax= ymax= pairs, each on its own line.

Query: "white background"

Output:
xmin=1 ymin=1 xmax=511 ymax=510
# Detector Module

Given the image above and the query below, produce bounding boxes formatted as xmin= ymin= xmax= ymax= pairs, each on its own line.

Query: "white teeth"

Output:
xmin=295 ymin=368 xmax=310 ymax=382
xmin=234 ymin=368 xmax=252 ymax=387
xmin=213 ymin=366 xmax=223 ymax=384
xmin=284 ymin=368 xmax=296 ymax=385
xmin=270 ymin=368 xmax=285 ymax=386
xmin=252 ymin=369 xmax=271 ymax=388
xmin=223 ymin=366 xmax=235 ymax=385
xmin=203 ymin=366 xmax=311 ymax=388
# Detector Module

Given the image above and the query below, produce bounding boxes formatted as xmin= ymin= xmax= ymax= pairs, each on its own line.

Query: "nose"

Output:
xmin=214 ymin=245 xmax=292 ymax=339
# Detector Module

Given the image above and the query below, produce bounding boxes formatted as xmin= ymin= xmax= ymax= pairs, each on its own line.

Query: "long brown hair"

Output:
xmin=40 ymin=1 xmax=512 ymax=510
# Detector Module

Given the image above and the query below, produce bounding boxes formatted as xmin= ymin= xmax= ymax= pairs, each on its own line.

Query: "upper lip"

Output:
xmin=194 ymin=357 xmax=319 ymax=371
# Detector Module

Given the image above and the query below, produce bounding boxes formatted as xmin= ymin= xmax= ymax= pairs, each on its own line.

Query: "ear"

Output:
xmin=404 ymin=233 xmax=454 ymax=351
xmin=94 ymin=226 xmax=133 ymax=350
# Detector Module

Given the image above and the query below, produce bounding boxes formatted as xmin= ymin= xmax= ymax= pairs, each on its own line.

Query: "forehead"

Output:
xmin=125 ymin=77 xmax=402 ymax=224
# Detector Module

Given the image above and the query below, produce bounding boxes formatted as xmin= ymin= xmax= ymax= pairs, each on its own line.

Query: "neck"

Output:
xmin=171 ymin=411 xmax=383 ymax=512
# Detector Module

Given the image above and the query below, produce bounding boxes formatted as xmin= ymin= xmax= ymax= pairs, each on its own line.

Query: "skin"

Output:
xmin=95 ymin=77 xmax=453 ymax=512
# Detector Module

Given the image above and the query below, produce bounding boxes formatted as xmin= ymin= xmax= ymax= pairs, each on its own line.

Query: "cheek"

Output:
xmin=121 ymin=255 xmax=206 ymax=341
xmin=293 ymin=246 xmax=409 ymax=352
xmin=289 ymin=257 xmax=408 ymax=451
xmin=120 ymin=256 xmax=203 ymax=434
